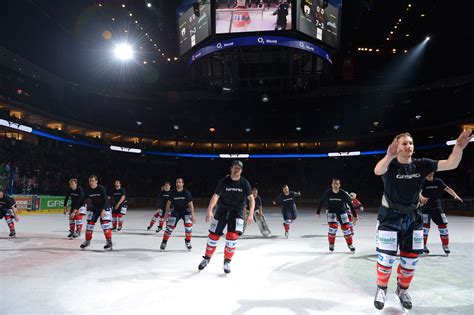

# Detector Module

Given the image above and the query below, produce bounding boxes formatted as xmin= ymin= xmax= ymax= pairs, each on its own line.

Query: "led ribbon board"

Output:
xmin=189 ymin=35 xmax=332 ymax=65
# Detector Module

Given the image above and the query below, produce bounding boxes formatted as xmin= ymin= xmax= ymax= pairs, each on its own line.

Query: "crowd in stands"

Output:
xmin=1 ymin=135 xmax=472 ymax=208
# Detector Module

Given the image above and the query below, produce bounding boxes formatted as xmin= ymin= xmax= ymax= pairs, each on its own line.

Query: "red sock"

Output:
xmin=205 ymin=233 xmax=220 ymax=259
xmin=184 ymin=223 xmax=193 ymax=241
xmin=397 ymin=251 xmax=419 ymax=289
xmin=102 ymin=220 xmax=112 ymax=240
xmin=118 ymin=214 xmax=124 ymax=229
xmin=149 ymin=212 xmax=160 ymax=227
xmin=163 ymin=225 xmax=175 ymax=242
xmin=75 ymin=214 xmax=83 ymax=233
xmin=376 ymin=252 xmax=396 ymax=288
xmin=224 ymin=232 xmax=238 ymax=261
xmin=423 ymin=223 xmax=430 ymax=246
xmin=5 ymin=215 xmax=15 ymax=231
xmin=438 ymin=224 xmax=449 ymax=246
xmin=86 ymin=221 xmax=95 ymax=241
xmin=342 ymin=223 xmax=353 ymax=245
xmin=69 ymin=219 xmax=75 ymax=232
xmin=328 ymin=223 xmax=338 ymax=245
xmin=283 ymin=223 xmax=290 ymax=232
xmin=112 ymin=214 xmax=118 ymax=229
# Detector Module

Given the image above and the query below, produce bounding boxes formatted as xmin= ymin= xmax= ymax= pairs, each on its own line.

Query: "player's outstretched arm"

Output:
xmin=438 ymin=129 xmax=472 ymax=172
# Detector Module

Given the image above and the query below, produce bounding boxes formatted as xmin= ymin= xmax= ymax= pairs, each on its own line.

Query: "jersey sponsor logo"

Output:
xmin=226 ymin=188 xmax=243 ymax=192
xmin=174 ymin=197 xmax=186 ymax=200
xmin=89 ymin=194 xmax=101 ymax=197
xmin=425 ymin=186 xmax=438 ymax=189
xmin=328 ymin=198 xmax=342 ymax=201
xmin=282 ymin=198 xmax=293 ymax=202
xmin=377 ymin=230 xmax=397 ymax=251
xmin=412 ymin=230 xmax=424 ymax=250
xmin=396 ymin=173 xmax=421 ymax=179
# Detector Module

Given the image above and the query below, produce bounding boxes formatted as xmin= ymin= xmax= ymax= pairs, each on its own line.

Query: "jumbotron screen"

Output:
xmin=215 ymin=0 xmax=292 ymax=34
xmin=178 ymin=3 xmax=211 ymax=55
xmin=296 ymin=0 xmax=341 ymax=48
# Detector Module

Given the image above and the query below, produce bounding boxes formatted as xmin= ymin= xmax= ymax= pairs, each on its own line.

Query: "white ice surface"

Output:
xmin=1 ymin=210 xmax=473 ymax=315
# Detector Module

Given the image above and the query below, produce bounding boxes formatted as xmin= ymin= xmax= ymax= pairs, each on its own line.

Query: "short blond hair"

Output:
xmin=395 ymin=132 xmax=412 ymax=140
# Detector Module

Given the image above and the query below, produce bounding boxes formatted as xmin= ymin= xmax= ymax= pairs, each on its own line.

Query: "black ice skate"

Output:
xmin=423 ymin=246 xmax=430 ymax=254
xmin=117 ymin=227 xmax=122 ymax=231
xmin=198 ymin=257 xmax=210 ymax=271
xmin=67 ymin=231 xmax=74 ymax=239
xmin=147 ymin=226 xmax=152 ymax=230
xmin=373 ymin=287 xmax=387 ymax=310
xmin=223 ymin=259 xmax=231 ymax=274
xmin=80 ymin=240 xmax=91 ymax=249
xmin=104 ymin=240 xmax=113 ymax=251
xmin=72 ymin=231 xmax=80 ymax=239
xmin=111 ymin=227 xmax=117 ymax=232
xmin=395 ymin=285 xmax=412 ymax=309
xmin=442 ymin=245 xmax=450 ymax=255
xmin=284 ymin=231 xmax=289 ymax=239
xmin=156 ymin=226 xmax=163 ymax=233
xmin=185 ymin=240 xmax=192 ymax=250
xmin=160 ymin=240 xmax=167 ymax=251
xmin=348 ymin=244 xmax=356 ymax=253
xmin=329 ymin=244 xmax=334 ymax=252
xmin=9 ymin=230 xmax=16 ymax=238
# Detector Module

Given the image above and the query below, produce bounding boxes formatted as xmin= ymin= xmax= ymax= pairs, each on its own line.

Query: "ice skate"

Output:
xmin=80 ymin=240 xmax=90 ymax=249
xmin=198 ymin=257 xmax=210 ymax=271
xmin=348 ymin=244 xmax=356 ymax=253
xmin=329 ymin=244 xmax=334 ymax=252
xmin=9 ymin=230 xmax=16 ymax=238
xmin=223 ymin=259 xmax=231 ymax=274
xmin=185 ymin=240 xmax=192 ymax=250
xmin=160 ymin=241 xmax=167 ymax=251
xmin=395 ymin=285 xmax=413 ymax=309
xmin=104 ymin=239 xmax=113 ymax=251
xmin=442 ymin=245 xmax=450 ymax=255
xmin=373 ymin=287 xmax=387 ymax=310
xmin=67 ymin=231 xmax=74 ymax=239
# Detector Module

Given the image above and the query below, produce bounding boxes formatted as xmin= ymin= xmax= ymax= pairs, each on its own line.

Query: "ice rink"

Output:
xmin=1 ymin=209 xmax=473 ymax=315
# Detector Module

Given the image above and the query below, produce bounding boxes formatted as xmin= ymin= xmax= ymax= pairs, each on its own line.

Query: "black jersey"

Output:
xmin=382 ymin=158 xmax=438 ymax=210
xmin=214 ymin=176 xmax=252 ymax=212
xmin=83 ymin=185 xmax=108 ymax=211
xmin=64 ymin=186 xmax=84 ymax=209
xmin=157 ymin=189 xmax=171 ymax=210
xmin=109 ymin=187 xmax=126 ymax=208
xmin=422 ymin=177 xmax=447 ymax=209
xmin=168 ymin=188 xmax=192 ymax=212
xmin=0 ymin=195 xmax=16 ymax=212
xmin=274 ymin=191 xmax=300 ymax=212
xmin=317 ymin=189 xmax=355 ymax=216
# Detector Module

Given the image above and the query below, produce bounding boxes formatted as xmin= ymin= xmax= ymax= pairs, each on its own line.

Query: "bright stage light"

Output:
xmin=114 ymin=43 xmax=133 ymax=61
xmin=425 ymin=36 xmax=430 ymax=41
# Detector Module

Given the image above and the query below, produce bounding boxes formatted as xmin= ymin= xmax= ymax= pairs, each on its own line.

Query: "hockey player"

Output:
xmin=198 ymin=160 xmax=254 ymax=273
xmin=243 ymin=187 xmax=271 ymax=236
xmin=372 ymin=130 xmax=472 ymax=310
xmin=109 ymin=180 xmax=127 ymax=231
xmin=147 ymin=181 xmax=172 ymax=232
xmin=273 ymin=185 xmax=300 ymax=238
xmin=0 ymin=185 xmax=19 ymax=238
xmin=421 ymin=172 xmax=463 ymax=255
xmin=273 ymin=0 xmax=289 ymax=30
xmin=317 ymin=178 xmax=357 ymax=252
xmin=80 ymin=175 xmax=113 ymax=250
xmin=350 ymin=192 xmax=364 ymax=217
xmin=63 ymin=179 xmax=85 ymax=239
xmin=159 ymin=178 xmax=195 ymax=251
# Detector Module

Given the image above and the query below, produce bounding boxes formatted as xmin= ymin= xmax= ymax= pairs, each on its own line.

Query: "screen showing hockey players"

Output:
xmin=296 ymin=0 xmax=341 ymax=48
xmin=179 ymin=2 xmax=211 ymax=55
xmin=215 ymin=0 xmax=292 ymax=34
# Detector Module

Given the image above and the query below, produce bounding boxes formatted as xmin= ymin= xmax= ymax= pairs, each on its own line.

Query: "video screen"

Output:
xmin=215 ymin=0 xmax=292 ymax=34
xmin=179 ymin=3 xmax=211 ymax=55
xmin=296 ymin=0 xmax=341 ymax=48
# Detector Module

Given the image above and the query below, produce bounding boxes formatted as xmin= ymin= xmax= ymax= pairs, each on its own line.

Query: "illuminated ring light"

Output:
xmin=189 ymin=35 xmax=332 ymax=65
xmin=2 ymin=118 xmax=469 ymax=158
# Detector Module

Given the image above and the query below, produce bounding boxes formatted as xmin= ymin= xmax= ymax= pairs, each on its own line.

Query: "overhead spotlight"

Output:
xmin=420 ymin=13 xmax=425 ymax=17
xmin=146 ymin=1 xmax=152 ymax=8
xmin=174 ymin=57 xmax=178 ymax=61
xmin=296 ymin=127 xmax=302 ymax=131
xmin=129 ymin=12 xmax=133 ymax=16
xmin=121 ymin=4 xmax=126 ymax=8
xmin=398 ymin=18 xmax=402 ymax=22
xmin=415 ymin=114 xmax=422 ymax=120
xmin=373 ymin=121 xmax=379 ymax=127
xmin=173 ymin=125 xmax=179 ymax=130
xmin=136 ymin=121 xmax=142 ymax=126
xmin=376 ymin=48 xmax=380 ymax=52
xmin=333 ymin=125 xmax=340 ymax=130
xmin=404 ymin=49 xmax=408 ymax=53
xmin=368 ymin=48 xmax=373 ymax=52
xmin=167 ymin=58 xmax=171 ymax=61
xmin=209 ymin=127 xmax=216 ymax=133
xmin=245 ymin=128 xmax=251 ymax=133
xmin=425 ymin=36 xmax=430 ymax=41
xmin=261 ymin=93 xmax=269 ymax=103
xmin=114 ymin=43 xmax=133 ymax=61
xmin=405 ymin=34 xmax=410 ymax=37
xmin=98 ymin=3 xmax=102 ymax=7
xmin=111 ymin=17 xmax=115 ymax=21
xmin=143 ymin=60 xmax=147 ymax=64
